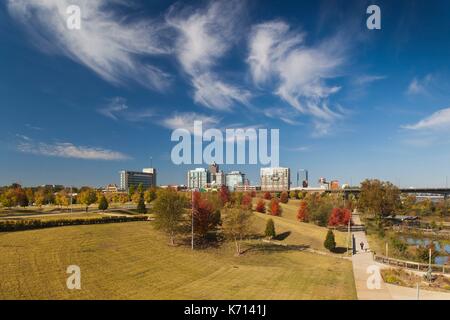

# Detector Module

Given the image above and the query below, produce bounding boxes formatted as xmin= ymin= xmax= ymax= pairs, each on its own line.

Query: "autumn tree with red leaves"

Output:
xmin=192 ymin=191 xmax=219 ymax=240
xmin=297 ymin=200 xmax=309 ymax=222
xmin=328 ymin=207 xmax=352 ymax=226
xmin=241 ymin=193 xmax=253 ymax=210
xmin=219 ymin=185 xmax=231 ymax=206
xmin=269 ymin=198 xmax=282 ymax=216
xmin=280 ymin=191 xmax=289 ymax=204
xmin=263 ymin=192 xmax=272 ymax=200
xmin=255 ymin=198 xmax=266 ymax=213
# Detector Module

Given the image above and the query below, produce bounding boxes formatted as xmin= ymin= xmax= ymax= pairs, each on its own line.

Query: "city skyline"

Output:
xmin=2 ymin=0 xmax=450 ymax=188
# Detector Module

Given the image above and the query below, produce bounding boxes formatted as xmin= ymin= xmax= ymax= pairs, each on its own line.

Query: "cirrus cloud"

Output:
xmin=7 ymin=0 xmax=172 ymax=91
xmin=17 ymin=138 xmax=130 ymax=161
xmin=402 ymin=107 xmax=450 ymax=131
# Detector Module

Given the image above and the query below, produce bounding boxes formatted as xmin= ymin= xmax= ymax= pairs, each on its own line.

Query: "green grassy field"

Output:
xmin=0 ymin=218 xmax=356 ymax=299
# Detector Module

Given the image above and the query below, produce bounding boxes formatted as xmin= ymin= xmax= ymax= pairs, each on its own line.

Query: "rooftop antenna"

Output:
xmin=150 ymin=156 xmax=153 ymax=168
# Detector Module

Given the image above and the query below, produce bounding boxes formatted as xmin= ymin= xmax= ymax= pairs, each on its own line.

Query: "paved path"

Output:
xmin=351 ymin=211 xmax=392 ymax=300
xmin=385 ymin=283 xmax=450 ymax=300
xmin=351 ymin=211 xmax=450 ymax=300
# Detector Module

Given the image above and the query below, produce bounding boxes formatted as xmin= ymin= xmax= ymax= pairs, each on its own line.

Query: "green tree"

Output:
xmin=55 ymin=190 xmax=70 ymax=208
xmin=153 ymin=189 xmax=186 ymax=245
xmin=265 ymin=218 xmax=276 ymax=239
xmin=358 ymin=179 xmax=400 ymax=218
xmin=98 ymin=195 xmax=109 ymax=211
xmin=137 ymin=183 xmax=144 ymax=194
xmin=222 ymin=204 xmax=253 ymax=256
xmin=136 ymin=193 xmax=147 ymax=214
xmin=79 ymin=189 xmax=97 ymax=212
xmin=0 ymin=189 xmax=15 ymax=208
xmin=128 ymin=185 xmax=136 ymax=200
xmin=324 ymin=229 xmax=336 ymax=252
xmin=144 ymin=188 xmax=157 ymax=203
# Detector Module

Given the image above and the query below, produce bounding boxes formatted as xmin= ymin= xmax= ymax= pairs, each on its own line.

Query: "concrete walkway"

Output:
xmin=351 ymin=211 xmax=450 ymax=300
xmin=351 ymin=211 xmax=392 ymax=300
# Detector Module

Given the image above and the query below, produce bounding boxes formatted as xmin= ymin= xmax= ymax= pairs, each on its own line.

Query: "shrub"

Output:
xmin=263 ymin=192 xmax=272 ymax=200
xmin=98 ymin=195 xmax=109 ymax=211
xmin=0 ymin=216 xmax=148 ymax=232
xmin=255 ymin=198 xmax=266 ymax=213
xmin=280 ymin=191 xmax=289 ymax=204
xmin=289 ymin=191 xmax=297 ymax=199
xmin=324 ymin=229 xmax=336 ymax=251
xmin=265 ymin=219 xmax=276 ymax=239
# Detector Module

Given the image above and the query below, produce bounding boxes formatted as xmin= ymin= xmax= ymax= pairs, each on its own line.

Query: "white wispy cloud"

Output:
xmin=283 ymin=146 xmax=309 ymax=152
xmin=247 ymin=20 xmax=347 ymax=136
xmin=352 ymin=74 xmax=386 ymax=86
xmin=406 ymin=74 xmax=433 ymax=95
xmin=402 ymin=107 xmax=450 ymax=131
xmin=17 ymin=138 xmax=130 ymax=161
xmin=166 ymin=0 xmax=250 ymax=111
xmin=161 ymin=112 xmax=220 ymax=132
xmin=263 ymin=107 xmax=301 ymax=125
xmin=97 ymin=97 xmax=155 ymax=122
xmin=7 ymin=0 xmax=171 ymax=91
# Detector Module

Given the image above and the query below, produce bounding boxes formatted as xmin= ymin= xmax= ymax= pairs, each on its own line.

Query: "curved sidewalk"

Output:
xmin=351 ymin=212 xmax=392 ymax=300
xmin=351 ymin=211 xmax=450 ymax=300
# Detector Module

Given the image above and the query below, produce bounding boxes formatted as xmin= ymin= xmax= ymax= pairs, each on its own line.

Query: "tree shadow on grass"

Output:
xmin=241 ymin=242 xmax=310 ymax=255
xmin=274 ymin=231 xmax=291 ymax=241
xmin=331 ymin=247 xmax=347 ymax=254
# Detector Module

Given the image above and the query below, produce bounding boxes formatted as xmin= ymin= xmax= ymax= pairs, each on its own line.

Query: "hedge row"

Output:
xmin=0 ymin=215 xmax=149 ymax=232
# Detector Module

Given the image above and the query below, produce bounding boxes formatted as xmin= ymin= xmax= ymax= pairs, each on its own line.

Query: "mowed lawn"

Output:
xmin=0 ymin=221 xmax=356 ymax=300
xmin=252 ymin=199 xmax=349 ymax=252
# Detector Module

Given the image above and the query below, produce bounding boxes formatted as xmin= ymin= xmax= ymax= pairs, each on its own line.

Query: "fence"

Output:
xmin=374 ymin=254 xmax=450 ymax=275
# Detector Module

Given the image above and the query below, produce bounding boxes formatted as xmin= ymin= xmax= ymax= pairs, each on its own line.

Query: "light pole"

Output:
xmin=191 ymin=175 xmax=196 ymax=251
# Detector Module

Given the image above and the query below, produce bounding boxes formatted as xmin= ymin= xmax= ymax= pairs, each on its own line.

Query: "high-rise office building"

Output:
xmin=208 ymin=162 xmax=224 ymax=187
xmin=120 ymin=169 xmax=157 ymax=191
xmin=226 ymin=171 xmax=245 ymax=191
xmin=260 ymin=167 xmax=290 ymax=192
xmin=208 ymin=162 xmax=219 ymax=175
xmin=187 ymin=168 xmax=209 ymax=190
xmin=211 ymin=170 xmax=225 ymax=187
xmin=297 ymin=169 xmax=309 ymax=187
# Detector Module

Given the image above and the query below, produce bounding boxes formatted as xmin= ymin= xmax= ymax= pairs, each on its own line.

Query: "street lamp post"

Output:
xmin=191 ymin=175 xmax=196 ymax=251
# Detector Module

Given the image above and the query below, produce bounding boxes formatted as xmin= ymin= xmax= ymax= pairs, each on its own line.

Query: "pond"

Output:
xmin=401 ymin=236 xmax=450 ymax=265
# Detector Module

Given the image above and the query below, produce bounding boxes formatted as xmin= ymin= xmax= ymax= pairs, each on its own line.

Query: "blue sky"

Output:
xmin=1 ymin=0 xmax=450 ymax=188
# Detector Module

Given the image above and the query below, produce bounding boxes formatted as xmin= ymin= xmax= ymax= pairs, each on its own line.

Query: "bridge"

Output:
xmin=328 ymin=187 xmax=450 ymax=198
xmin=291 ymin=187 xmax=450 ymax=198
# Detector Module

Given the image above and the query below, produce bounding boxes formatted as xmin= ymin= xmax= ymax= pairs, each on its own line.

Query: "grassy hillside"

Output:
xmin=0 ymin=221 xmax=356 ymax=300
xmin=252 ymin=199 xmax=349 ymax=252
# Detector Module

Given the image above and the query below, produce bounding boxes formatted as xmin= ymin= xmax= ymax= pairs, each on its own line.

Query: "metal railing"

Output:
xmin=374 ymin=254 xmax=449 ymax=274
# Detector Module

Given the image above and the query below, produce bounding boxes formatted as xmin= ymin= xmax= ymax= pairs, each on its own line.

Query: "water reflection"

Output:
xmin=401 ymin=236 xmax=450 ymax=265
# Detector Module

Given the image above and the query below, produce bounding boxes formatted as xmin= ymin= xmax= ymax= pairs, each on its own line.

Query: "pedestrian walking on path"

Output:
xmin=360 ymin=241 xmax=364 ymax=252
